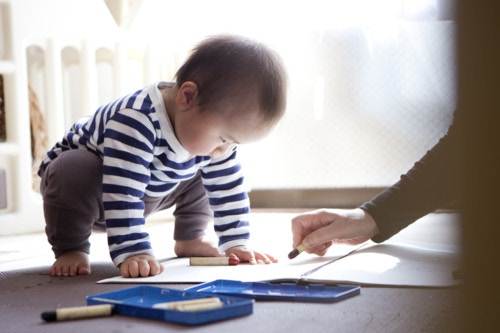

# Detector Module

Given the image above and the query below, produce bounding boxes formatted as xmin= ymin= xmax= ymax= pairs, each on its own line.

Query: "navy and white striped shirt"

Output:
xmin=39 ymin=82 xmax=251 ymax=266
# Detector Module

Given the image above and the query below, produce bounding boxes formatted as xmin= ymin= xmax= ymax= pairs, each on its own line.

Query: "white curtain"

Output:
xmin=234 ymin=0 xmax=457 ymax=188
xmin=131 ymin=0 xmax=458 ymax=189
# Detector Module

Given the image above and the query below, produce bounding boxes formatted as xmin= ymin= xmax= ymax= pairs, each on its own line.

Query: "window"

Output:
xmin=133 ymin=0 xmax=456 ymax=190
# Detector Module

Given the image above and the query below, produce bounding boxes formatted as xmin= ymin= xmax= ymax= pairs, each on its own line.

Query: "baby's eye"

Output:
xmin=219 ymin=136 xmax=227 ymax=144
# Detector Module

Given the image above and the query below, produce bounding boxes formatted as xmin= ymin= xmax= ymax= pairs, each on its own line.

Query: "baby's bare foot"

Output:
xmin=174 ymin=237 xmax=221 ymax=257
xmin=50 ymin=251 xmax=91 ymax=276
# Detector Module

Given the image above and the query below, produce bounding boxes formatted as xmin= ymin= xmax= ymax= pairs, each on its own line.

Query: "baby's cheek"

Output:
xmin=210 ymin=144 xmax=236 ymax=157
xmin=209 ymin=146 xmax=226 ymax=157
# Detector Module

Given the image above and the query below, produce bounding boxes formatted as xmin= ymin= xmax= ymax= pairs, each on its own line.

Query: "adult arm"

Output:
xmin=360 ymin=117 xmax=462 ymax=243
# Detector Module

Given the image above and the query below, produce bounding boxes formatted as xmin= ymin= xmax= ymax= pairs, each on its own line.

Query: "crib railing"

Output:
xmin=0 ymin=0 xmax=171 ymax=234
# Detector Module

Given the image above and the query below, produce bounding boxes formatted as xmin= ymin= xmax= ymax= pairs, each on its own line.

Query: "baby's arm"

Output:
xmin=101 ymin=109 xmax=160 ymax=277
xmin=119 ymin=254 xmax=164 ymax=278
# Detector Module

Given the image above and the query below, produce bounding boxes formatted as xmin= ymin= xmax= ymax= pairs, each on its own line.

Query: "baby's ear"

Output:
xmin=176 ymin=81 xmax=198 ymax=108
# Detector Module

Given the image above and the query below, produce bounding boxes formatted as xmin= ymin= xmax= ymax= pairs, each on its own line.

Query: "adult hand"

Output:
xmin=291 ymin=208 xmax=379 ymax=256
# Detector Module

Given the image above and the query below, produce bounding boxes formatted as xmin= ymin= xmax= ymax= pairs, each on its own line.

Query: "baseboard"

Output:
xmin=248 ymin=187 xmax=386 ymax=209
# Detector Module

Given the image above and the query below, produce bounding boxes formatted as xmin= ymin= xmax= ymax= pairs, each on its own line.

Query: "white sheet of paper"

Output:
xmin=98 ymin=213 xmax=461 ymax=287
xmin=98 ymin=241 xmax=459 ymax=286
xmin=304 ymin=241 xmax=460 ymax=286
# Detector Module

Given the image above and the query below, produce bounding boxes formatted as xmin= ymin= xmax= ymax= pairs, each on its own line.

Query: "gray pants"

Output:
xmin=40 ymin=149 xmax=212 ymax=258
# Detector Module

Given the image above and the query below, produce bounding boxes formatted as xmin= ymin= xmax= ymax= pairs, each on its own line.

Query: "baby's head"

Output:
xmin=175 ymin=34 xmax=287 ymax=127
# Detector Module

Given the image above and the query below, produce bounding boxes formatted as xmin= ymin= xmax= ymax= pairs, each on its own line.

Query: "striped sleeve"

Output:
xmin=102 ymin=107 xmax=156 ymax=266
xmin=201 ymin=149 xmax=251 ymax=252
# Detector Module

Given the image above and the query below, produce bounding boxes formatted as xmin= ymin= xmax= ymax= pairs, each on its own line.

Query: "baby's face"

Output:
xmin=173 ymin=105 xmax=272 ymax=157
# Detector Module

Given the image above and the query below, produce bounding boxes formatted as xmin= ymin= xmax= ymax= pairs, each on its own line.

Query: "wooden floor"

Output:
xmin=0 ymin=211 xmax=464 ymax=332
xmin=0 ymin=262 xmax=462 ymax=333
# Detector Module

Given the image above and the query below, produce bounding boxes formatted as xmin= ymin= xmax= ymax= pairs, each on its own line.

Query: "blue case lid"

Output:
xmin=186 ymin=279 xmax=361 ymax=302
xmin=86 ymin=285 xmax=253 ymax=326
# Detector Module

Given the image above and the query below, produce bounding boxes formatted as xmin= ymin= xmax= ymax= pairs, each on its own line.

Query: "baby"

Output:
xmin=38 ymin=34 xmax=287 ymax=278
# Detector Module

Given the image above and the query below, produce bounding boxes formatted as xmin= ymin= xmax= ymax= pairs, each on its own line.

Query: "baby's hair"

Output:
xmin=175 ymin=34 xmax=287 ymax=125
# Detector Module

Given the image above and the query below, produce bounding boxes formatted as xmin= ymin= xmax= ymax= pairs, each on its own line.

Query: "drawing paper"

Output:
xmin=99 ymin=213 xmax=461 ymax=287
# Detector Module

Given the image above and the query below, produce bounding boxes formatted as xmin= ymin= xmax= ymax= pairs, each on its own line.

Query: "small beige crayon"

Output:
xmin=153 ymin=297 xmax=223 ymax=312
xmin=41 ymin=304 xmax=114 ymax=322
xmin=189 ymin=257 xmax=240 ymax=266
xmin=288 ymin=243 xmax=307 ymax=259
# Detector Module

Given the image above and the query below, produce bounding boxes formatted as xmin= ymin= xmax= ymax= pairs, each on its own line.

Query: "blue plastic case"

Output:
xmin=186 ymin=279 xmax=361 ymax=302
xmin=86 ymin=285 xmax=253 ymax=326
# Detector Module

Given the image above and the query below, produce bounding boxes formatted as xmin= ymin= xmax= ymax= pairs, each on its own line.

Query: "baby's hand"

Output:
xmin=120 ymin=254 xmax=164 ymax=278
xmin=225 ymin=246 xmax=278 ymax=265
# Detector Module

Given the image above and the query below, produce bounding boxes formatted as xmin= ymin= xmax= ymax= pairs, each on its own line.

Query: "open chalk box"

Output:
xmin=86 ymin=285 xmax=253 ymax=326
